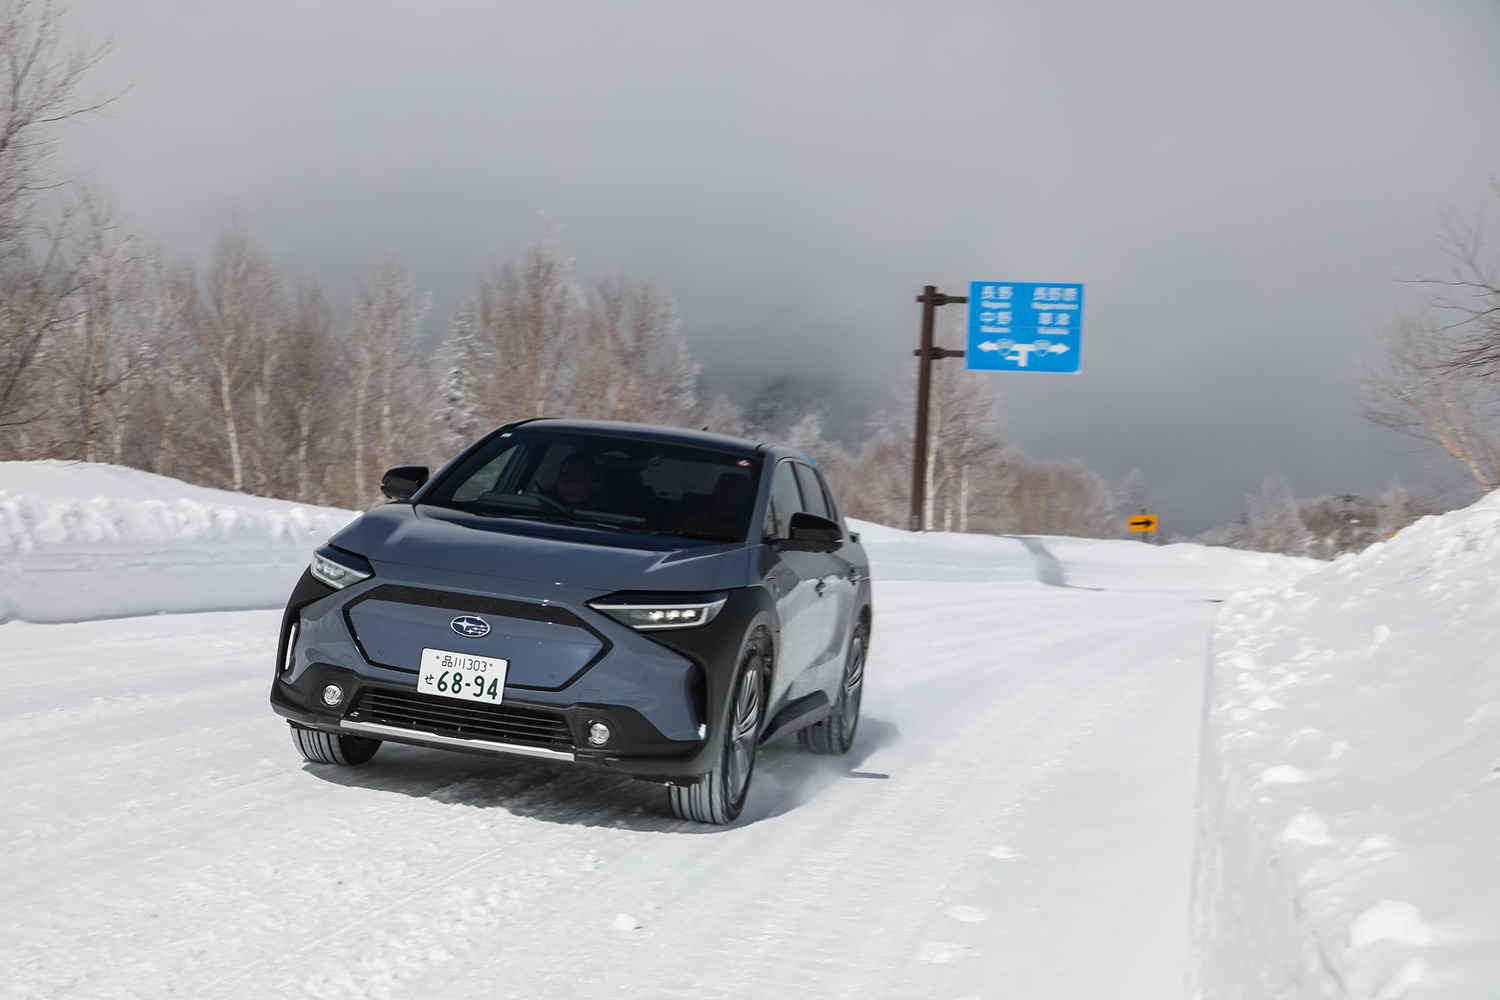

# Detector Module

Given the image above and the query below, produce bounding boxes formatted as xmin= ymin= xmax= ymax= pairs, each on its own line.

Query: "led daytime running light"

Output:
xmin=588 ymin=594 xmax=728 ymax=631
xmin=310 ymin=546 xmax=374 ymax=590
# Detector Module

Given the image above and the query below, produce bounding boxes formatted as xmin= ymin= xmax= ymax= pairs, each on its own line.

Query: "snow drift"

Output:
xmin=1195 ymin=492 xmax=1500 ymax=998
xmin=0 ymin=461 xmax=357 ymax=624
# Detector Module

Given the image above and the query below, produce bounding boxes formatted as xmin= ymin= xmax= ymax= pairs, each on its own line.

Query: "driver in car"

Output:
xmin=553 ymin=456 xmax=610 ymax=509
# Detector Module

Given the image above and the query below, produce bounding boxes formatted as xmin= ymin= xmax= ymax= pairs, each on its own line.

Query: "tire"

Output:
xmin=668 ymin=627 xmax=770 ymax=825
xmin=290 ymin=724 xmax=381 ymax=766
xmin=797 ymin=619 xmax=867 ymax=756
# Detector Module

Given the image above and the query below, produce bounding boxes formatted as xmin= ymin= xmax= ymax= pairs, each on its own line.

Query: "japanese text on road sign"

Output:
xmin=966 ymin=282 xmax=1084 ymax=373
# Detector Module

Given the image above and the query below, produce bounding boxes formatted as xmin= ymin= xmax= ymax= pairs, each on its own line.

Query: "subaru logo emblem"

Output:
xmin=450 ymin=615 xmax=490 ymax=638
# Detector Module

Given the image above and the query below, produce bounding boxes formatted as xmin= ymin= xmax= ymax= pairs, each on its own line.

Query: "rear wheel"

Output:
xmin=797 ymin=620 xmax=866 ymax=755
xmin=290 ymin=724 xmax=381 ymax=766
xmin=668 ymin=628 xmax=769 ymax=824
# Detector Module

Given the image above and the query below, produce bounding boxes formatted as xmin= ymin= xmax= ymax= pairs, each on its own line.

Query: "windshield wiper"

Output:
xmin=522 ymin=513 xmax=632 ymax=530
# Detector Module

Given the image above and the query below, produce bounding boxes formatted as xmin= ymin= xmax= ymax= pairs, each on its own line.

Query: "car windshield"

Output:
xmin=422 ymin=429 xmax=762 ymax=542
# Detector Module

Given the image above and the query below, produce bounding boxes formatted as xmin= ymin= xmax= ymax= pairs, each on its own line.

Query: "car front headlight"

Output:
xmin=587 ymin=592 xmax=728 ymax=630
xmin=310 ymin=545 xmax=374 ymax=590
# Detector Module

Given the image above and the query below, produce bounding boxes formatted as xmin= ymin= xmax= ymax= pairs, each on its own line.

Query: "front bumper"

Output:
xmin=270 ymin=572 xmax=775 ymax=783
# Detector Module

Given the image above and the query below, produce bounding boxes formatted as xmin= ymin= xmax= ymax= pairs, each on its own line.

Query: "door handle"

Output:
xmin=815 ymin=580 xmax=827 ymax=596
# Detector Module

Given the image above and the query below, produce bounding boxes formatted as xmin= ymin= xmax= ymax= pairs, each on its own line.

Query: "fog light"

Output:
xmin=321 ymin=683 xmax=344 ymax=707
xmin=587 ymin=722 xmax=611 ymax=746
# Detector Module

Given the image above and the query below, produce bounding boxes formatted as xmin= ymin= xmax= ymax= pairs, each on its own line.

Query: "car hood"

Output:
xmin=328 ymin=503 xmax=752 ymax=595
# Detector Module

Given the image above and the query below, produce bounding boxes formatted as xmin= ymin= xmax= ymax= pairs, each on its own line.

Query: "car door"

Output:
xmin=793 ymin=462 xmax=857 ymax=687
xmin=768 ymin=461 xmax=852 ymax=704
xmin=762 ymin=460 xmax=834 ymax=705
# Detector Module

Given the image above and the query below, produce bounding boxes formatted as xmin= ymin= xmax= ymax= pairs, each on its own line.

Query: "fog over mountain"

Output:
xmin=59 ymin=0 xmax=1500 ymax=529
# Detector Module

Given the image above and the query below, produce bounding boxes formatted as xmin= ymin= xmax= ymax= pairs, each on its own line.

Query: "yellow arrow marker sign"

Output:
xmin=1128 ymin=515 xmax=1158 ymax=532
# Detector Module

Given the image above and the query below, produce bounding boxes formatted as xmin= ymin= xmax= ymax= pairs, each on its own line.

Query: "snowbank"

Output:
xmin=1194 ymin=494 xmax=1500 ymax=998
xmin=0 ymin=461 xmax=358 ymax=623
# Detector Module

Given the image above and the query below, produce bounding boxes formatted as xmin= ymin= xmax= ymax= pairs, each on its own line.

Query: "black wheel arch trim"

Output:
xmin=275 ymin=567 xmax=337 ymax=680
xmin=632 ymin=585 xmax=777 ymax=737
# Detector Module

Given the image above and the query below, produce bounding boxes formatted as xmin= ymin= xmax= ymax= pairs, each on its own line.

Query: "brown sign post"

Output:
xmin=910 ymin=286 xmax=968 ymax=531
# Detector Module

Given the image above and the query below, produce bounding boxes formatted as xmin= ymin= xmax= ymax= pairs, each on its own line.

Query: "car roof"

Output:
xmin=514 ymin=418 xmax=765 ymax=457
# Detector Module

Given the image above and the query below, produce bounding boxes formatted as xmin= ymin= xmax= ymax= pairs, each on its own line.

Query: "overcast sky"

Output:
xmin=59 ymin=0 xmax=1500 ymax=530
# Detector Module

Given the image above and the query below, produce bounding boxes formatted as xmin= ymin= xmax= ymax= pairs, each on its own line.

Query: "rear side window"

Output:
xmin=764 ymin=462 xmax=804 ymax=539
xmin=792 ymin=463 xmax=830 ymax=519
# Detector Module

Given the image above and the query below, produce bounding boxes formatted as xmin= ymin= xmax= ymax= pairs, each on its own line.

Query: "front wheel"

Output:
xmin=797 ymin=620 xmax=866 ymax=755
xmin=290 ymin=724 xmax=381 ymax=766
xmin=668 ymin=628 xmax=769 ymax=824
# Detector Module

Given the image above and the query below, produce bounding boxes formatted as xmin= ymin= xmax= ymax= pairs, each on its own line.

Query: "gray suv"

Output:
xmin=270 ymin=419 xmax=872 ymax=824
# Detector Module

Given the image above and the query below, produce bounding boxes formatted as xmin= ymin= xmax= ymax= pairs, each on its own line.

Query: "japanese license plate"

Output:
xmin=417 ymin=648 xmax=508 ymax=704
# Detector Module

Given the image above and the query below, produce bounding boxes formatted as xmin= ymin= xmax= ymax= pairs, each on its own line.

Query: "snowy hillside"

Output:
xmin=0 ymin=461 xmax=358 ymax=623
xmin=2 ymin=461 xmax=1326 ymax=999
xmin=1196 ymin=494 xmax=1500 ymax=999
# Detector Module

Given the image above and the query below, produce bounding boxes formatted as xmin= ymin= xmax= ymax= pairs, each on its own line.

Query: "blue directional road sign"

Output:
xmin=966 ymin=281 xmax=1084 ymax=373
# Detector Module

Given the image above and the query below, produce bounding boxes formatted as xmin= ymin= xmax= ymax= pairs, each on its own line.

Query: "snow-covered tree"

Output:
xmin=1241 ymin=475 xmax=1313 ymax=556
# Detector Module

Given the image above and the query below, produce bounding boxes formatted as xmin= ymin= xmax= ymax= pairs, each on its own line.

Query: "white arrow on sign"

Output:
xmin=977 ymin=339 xmax=1070 ymax=365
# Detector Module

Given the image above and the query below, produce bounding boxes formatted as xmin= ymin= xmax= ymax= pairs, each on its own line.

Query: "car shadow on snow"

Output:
xmin=301 ymin=716 xmax=900 ymax=834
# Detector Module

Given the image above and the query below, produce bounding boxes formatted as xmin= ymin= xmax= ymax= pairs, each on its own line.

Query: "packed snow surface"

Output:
xmin=0 ymin=461 xmax=358 ymax=623
xmin=1196 ymin=493 xmax=1500 ymax=999
xmin=0 ymin=462 xmax=1315 ymax=998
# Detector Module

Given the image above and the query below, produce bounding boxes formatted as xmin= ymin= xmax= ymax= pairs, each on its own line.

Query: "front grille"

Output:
xmin=352 ymin=688 xmax=573 ymax=748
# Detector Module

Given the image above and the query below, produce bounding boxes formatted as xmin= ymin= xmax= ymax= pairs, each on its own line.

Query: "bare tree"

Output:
xmin=193 ymin=230 xmax=282 ymax=492
xmin=46 ymin=195 xmax=146 ymax=461
xmin=276 ymin=283 xmax=336 ymax=503
xmin=0 ymin=1 xmax=110 ymax=439
xmin=0 ymin=221 xmax=70 ymax=442
xmin=348 ymin=254 xmax=430 ymax=502
xmin=1418 ymin=205 xmax=1500 ymax=377
xmin=134 ymin=260 xmax=199 ymax=479
xmin=0 ymin=1 xmax=109 ymax=244
xmin=999 ymin=460 xmax=1116 ymax=537
xmin=1360 ymin=204 xmax=1500 ymax=491
xmin=570 ymin=275 xmax=698 ymax=425
xmin=451 ymin=239 xmax=575 ymax=430
xmin=921 ymin=345 xmax=1007 ymax=532
xmin=828 ymin=429 xmax=908 ymax=527
xmin=842 ymin=319 xmax=1009 ymax=532
xmin=1360 ymin=306 xmax=1500 ymax=489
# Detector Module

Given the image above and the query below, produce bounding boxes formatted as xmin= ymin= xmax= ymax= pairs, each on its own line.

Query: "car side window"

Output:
xmin=792 ymin=463 xmax=830 ymax=519
xmin=764 ymin=461 xmax=805 ymax=539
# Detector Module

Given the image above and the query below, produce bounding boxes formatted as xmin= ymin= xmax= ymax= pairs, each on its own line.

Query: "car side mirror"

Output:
xmin=380 ymin=465 xmax=429 ymax=501
xmin=773 ymin=512 xmax=844 ymax=552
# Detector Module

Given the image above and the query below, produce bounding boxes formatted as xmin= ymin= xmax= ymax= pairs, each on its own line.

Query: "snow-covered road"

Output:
xmin=1 ymin=530 xmax=1303 ymax=1000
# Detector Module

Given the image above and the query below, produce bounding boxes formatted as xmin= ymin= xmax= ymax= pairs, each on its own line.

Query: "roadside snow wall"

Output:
xmin=1194 ymin=492 xmax=1500 ymax=999
xmin=0 ymin=461 xmax=357 ymax=624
